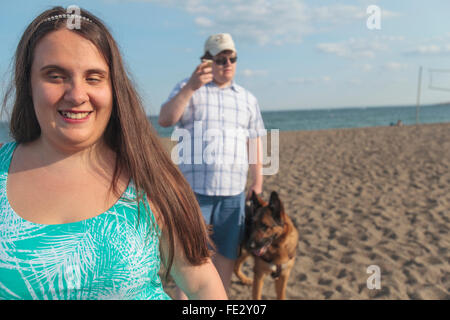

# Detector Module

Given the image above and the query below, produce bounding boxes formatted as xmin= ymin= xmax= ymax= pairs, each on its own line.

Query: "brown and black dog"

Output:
xmin=234 ymin=191 xmax=299 ymax=300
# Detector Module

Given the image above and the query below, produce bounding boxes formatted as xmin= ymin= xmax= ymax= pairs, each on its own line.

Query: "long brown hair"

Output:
xmin=1 ymin=6 xmax=212 ymax=279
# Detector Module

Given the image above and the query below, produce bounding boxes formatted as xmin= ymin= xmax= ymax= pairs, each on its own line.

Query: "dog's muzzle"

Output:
xmin=248 ymin=237 xmax=274 ymax=257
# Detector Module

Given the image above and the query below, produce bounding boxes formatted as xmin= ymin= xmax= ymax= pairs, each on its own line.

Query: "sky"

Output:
xmin=1 ymin=0 xmax=450 ymax=116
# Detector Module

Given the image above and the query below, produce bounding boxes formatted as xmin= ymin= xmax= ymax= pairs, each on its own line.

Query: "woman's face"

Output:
xmin=30 ymin=28 xmax=113 ymax=149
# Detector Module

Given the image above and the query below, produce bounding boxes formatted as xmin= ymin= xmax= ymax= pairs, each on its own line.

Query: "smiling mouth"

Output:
xmin=58 ymin=110 xmax=93 ymax=120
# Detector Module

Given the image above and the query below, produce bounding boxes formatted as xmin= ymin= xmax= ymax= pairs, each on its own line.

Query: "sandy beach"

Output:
xmin=159 ymin=123 xmax=450 ymax=300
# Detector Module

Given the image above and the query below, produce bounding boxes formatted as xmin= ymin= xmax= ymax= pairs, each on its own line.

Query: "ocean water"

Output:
xmin=150 ymin=104 xmax=450 ymax=137
xmin=1 ymin=104 xmax=450 ymax=142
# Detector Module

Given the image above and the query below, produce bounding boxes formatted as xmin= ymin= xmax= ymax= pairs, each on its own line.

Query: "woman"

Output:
xmin=0 ymin=6 xmax=227 ymax=300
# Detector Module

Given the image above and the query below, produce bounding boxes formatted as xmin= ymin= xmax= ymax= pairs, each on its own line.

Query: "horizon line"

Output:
xmin=145 ymin=101 xmax=450 ymax=117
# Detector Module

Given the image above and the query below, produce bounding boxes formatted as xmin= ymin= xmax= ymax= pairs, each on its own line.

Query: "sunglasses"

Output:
xmin=213 ymin=56 xmax=238 ymax=66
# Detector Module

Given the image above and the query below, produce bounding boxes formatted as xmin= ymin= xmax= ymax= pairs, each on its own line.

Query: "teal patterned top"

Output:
xmin=0 ymin=142 xmax=171 ymax=300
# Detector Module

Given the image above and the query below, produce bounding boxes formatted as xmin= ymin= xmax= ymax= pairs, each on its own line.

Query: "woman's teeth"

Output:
xmin=60 ymin=111 xmax=91 ymax=119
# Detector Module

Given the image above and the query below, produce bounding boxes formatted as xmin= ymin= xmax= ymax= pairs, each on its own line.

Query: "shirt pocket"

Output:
xmin=236 ymin=106 xmax=250 ymax=130
xmin=190 ymin=94 xmax=207 ymax=122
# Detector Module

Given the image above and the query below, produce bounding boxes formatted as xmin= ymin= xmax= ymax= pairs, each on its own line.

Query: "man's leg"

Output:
xmin=173 ymin=192 xmax=245 ymax=299
xmin=209 ymin=192 xmax=246 ymax=294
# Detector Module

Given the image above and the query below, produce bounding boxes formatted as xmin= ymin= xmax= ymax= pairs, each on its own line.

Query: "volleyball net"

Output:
xmin=428 ymin=68 xmax=450 ymax=92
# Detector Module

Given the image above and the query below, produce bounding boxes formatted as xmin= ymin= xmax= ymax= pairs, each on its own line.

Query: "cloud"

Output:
xmin=402 ymin=32 xmax=450 ymax=55
xmin=193 ymin=0 xmax=313 ymax=45
xmin=361 ymin=63 xmax=373 ymax=72
xmin=353 ymin=62 xmax=407 ymax=73
xmin=317 ymin=42 xmax=352 ymax=57
xmin=428 ymin=32 xmax=450 ymax=43
xmin=313 ymin=4 xmax=399 ymax=23
xmin=316 ymin=36 xmax=404 ymax=59
xmin=317 ymin=38 xmax=387 ymax=59
xmin=194 ymin=16 xmax=214 ymax=27
xmin=377 ymin=35 xmax=405 ymax=42
xmin=240 ymin=69 xmax=268 ymax=77
xmin=313 ymin=4 xmax=366 ymax=21
xmin=383 ymin=62 xmax=408 ymax=71
xmin=287 ymin=75 xmax=331 ymax=85
xmin=287 ymin=77 xmax=314 ymax=85
xmin=405 ymin=44 xmax=450 ymax=55
xmin=140 ymin=0 xmax=400 ymax=46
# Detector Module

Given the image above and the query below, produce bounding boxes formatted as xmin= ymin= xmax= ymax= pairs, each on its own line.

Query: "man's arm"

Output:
xmin=247 ymin=136 xmax=263 ymax=200
xmin=158 ymin=85 xmax=196 ymax=127
xmin=158 ymin=61 xmax=213 ymax=127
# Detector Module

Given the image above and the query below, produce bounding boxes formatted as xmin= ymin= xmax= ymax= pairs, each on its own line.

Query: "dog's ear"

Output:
xmin=250 ymin=190 xmax=265 ymax=208
xmin=269 ymin=191 xmax=285 ymax=224
xmin=245 ymin=199 xmax=255 ymax=217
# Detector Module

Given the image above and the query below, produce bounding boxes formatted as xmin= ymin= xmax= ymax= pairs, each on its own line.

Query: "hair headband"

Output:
xmin=44 ymin=14 xmax=93 ymax=23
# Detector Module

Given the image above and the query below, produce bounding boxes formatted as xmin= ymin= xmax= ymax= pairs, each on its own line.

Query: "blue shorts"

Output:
xmin=195 ymin=192 xmax=246 ymax=260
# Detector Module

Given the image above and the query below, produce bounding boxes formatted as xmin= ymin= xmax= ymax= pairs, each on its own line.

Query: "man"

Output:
xmin=159 ymin=33 xmax=265 ymax=298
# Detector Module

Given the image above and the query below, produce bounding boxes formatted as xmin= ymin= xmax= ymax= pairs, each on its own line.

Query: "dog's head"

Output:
xmin=245 ymin=191 xmax=287 ymax=257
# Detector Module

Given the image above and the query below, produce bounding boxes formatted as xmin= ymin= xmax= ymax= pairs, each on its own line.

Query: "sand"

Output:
xmin=158 ymin=123 xmax=450 ymax=300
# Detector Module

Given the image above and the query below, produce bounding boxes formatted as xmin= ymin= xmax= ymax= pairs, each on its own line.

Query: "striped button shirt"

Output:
xmin=165 ymin=79 xmax=266 ymax=196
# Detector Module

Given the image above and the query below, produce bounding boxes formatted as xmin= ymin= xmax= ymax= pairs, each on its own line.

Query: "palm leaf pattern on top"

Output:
xmin=0 ymin=142 xmax=171 ymax=300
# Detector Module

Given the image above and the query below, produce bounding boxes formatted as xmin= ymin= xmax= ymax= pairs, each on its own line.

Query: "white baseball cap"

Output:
xmin=204 ymin=33 xmax=236 ymax=56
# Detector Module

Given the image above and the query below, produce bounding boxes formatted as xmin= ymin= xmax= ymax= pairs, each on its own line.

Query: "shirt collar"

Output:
xmin=230 ymin=81 xmax=240 ymax=92
xmin=208 ymin=80 xmax=240 ymax=92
